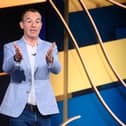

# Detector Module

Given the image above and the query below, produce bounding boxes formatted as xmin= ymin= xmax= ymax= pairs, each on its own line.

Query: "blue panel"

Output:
xmin=69 ymin=5 xmax=126 ymax=47
xmin=115 ymin=27 xmax=126 ymax=39
xmin=51 ymin=83 xmax=126 ymax=126
xmin=47 ymin=4 xmax=126 ymax=50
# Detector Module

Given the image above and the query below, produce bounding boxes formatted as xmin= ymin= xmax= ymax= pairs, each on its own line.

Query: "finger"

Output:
xmin=13 ymin=43 xmax=19 ymax=52
xmin=13 ymin=43 xmax=20 ymax=52
xmin=13 ymin=43 xmax=22 ymax=58
xmin=46 ymin=42 xmax=56 ymax=57
xmin=13 ymin=42 xmax=17 ymax=49
xmin=49 ymin=42 xmax=55 ymax=53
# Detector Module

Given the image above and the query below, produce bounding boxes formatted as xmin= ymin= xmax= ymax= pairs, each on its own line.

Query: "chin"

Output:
xmin=30 ymin=35 xmax=38 ymax=39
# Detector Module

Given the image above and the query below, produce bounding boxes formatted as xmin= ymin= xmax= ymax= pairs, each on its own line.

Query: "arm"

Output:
xmin=2 ymin=43 xmax=22 ymax=73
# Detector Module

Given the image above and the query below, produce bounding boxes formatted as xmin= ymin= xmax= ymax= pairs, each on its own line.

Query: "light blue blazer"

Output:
xmin=0 ymin=37 xmax=61 ymax=117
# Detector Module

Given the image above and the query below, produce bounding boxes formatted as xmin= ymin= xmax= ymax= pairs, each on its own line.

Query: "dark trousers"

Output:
xmin=9 ymin=104 xmax=51 ymax=126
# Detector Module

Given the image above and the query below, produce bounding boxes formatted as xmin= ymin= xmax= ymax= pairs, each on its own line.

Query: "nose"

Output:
xmin=31 ymin=22 xmax=36 ymax=27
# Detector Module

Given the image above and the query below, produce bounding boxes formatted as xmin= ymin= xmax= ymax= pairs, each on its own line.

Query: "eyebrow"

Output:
xmin=24 ymin=17 xmax=41 ymax=21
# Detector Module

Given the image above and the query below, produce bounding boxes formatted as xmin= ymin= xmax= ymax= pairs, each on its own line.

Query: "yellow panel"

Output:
xmin=69 ymin=0 xmax=126 ymax=12
xmin=51 ymin=38 xmax=126 ymax=97
xmin=0 ymin=0 xmax=46 ymax=8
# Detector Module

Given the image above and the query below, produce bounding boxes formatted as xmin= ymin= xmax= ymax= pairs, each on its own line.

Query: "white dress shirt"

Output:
xmin=26 ymin=43 xmax=37 ymax=105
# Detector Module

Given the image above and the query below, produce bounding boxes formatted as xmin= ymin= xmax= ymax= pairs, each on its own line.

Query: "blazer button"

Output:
xmin=26 ymin=91 xmax=29 ymax=94
xmin=29 ymin=79 xmax=31 ymax=82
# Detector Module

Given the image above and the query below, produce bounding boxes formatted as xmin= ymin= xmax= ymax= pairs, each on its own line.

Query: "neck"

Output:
xmin=24 ymin=36 xmax=38 ymax=47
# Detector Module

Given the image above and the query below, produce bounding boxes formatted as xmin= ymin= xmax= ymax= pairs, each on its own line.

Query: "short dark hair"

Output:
xmin=20 ymin=8 xmax=41 ymax=21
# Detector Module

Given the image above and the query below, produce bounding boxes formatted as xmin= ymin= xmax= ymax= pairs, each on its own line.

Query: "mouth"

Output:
xmin=30 ymin=30 xmax=36 ymax=32
xmin=30 ymin=30 xmax=38 ymax=35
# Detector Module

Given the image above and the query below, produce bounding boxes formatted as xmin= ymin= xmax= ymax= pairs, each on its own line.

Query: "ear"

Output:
xmin=19 ymin=21 xmax=24 ymax=30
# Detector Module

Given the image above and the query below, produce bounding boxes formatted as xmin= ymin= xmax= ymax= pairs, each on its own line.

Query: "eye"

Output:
xmin=25 ymin=20 xmax=32 ymax=23
xmin=36 ymin=19 xmax=41 ymax=24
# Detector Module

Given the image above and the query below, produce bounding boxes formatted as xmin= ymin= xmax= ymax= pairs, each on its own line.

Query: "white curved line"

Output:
xmin=61 ymin=115 xmax=81 ymax=126
xmin=107 ymin=0 xmax=126 ymax=9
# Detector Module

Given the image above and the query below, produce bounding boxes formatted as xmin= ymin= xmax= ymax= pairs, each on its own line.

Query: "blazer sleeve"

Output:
xmin=2 ymin=43 xmax=21 ymax=73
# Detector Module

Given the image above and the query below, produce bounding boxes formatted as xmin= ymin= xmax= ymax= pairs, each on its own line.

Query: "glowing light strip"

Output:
xmin=107 ymin=0 xmax=126 ymax=9
xmin=0 ymin=72 xmax=8 ymax=76
xmin=61 ymin=115 xmax=81 ymax=126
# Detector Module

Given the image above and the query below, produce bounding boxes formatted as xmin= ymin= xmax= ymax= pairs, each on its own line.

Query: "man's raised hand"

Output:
xmin=13 ymin=42 xmax=23 ymax=62
xmin=46 ymin=42 xmax=55 ymax=63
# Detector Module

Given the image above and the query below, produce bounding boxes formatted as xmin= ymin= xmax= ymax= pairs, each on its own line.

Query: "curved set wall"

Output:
xmin=48 ymin=1 xmax=126 ymax=125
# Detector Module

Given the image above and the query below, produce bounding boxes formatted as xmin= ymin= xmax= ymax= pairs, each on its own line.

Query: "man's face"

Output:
xmin=20 ymin=11 xmax=42 ymax=40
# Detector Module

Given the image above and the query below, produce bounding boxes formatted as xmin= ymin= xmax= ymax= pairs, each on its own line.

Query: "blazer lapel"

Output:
xmin=34 ymin=39 xmax=46 ymax=74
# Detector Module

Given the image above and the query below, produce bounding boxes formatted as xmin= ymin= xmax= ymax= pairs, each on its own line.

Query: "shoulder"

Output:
xmin=4 ymin=41 xmax=14 ymax=48
xmin=4 ymin=38 xmax=23 ymax=48
xmin=39 ymin=38 xmax=54 ymax=48
xmin=4 ymin=39 xmax=22 ymax=49
xmin=40 ymin=39 xmax=51 ymax=45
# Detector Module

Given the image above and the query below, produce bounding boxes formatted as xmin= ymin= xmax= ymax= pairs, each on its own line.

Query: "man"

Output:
xmin=0 ymin=8 xmax=61 ymax=126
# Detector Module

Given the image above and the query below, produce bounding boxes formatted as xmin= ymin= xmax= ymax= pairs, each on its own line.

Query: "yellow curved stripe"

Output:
xmin=69 ymin=0 xmax=126 ymax=12
xmin=0 ymin=0 xmax=46 ymax=8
